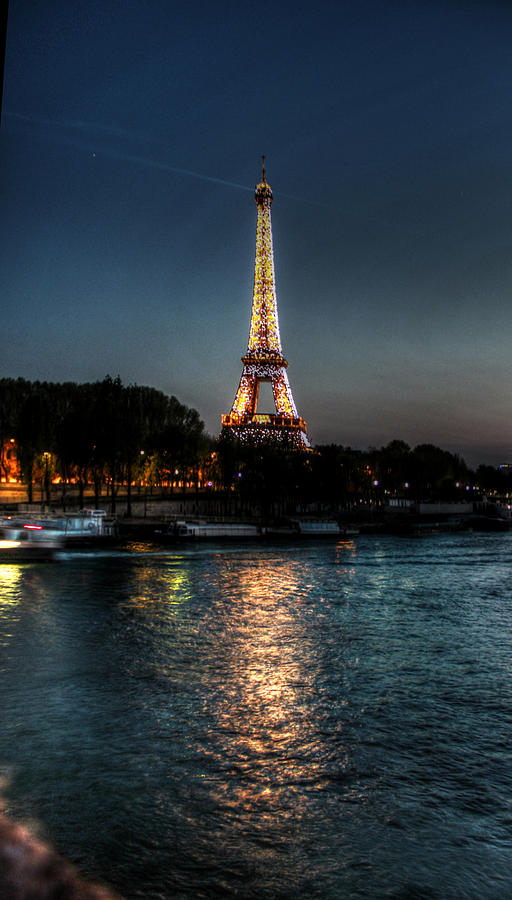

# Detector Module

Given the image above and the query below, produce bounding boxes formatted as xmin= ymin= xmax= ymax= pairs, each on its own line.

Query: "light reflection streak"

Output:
xmin=334 ymin=539 xmax=357 ymax=563
xmin=333 ymin=541 xmax=358 ymax=580
xmin=201 ymin=555 xmax=344 ymax=824
xmin=126 ymin=561 xmax=192 ymax=616
xmin=0 ymin=566 xmax=22 ymax=605
xmin=0 ymin=567 xmax=22 ymax=650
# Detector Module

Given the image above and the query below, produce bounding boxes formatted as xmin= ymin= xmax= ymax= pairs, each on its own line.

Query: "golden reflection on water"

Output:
xmin=0 ymin=565 xmax=22 ymax=606
xmin=127 ymin=559 xmax=192 ymax=616
xmin=0 ymin=566 xmax=23 ymax=648
xmin=204 ymin=552 xmax=338 ymax=823
xmin=335 ymin=538 xmax=356 ymax=555
xmin=334 ymin=539 xmax=357 ymax=576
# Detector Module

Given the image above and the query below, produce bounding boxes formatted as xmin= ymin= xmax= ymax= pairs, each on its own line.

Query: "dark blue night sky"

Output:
xmin=2 ymin=0 xmax=512 ymax=464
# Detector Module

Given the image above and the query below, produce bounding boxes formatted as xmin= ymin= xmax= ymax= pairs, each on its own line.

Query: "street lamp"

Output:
xmin=42 ymin=452 xmax=50 ymax=509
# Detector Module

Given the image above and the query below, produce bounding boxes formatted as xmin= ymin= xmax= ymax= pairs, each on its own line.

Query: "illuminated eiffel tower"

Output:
xmin=221 ymin=159 xmax=310 ymax=449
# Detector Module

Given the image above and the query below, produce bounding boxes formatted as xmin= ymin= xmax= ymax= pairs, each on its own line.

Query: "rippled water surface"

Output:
xmin=1 ymin=533 xmax=512 ymax=898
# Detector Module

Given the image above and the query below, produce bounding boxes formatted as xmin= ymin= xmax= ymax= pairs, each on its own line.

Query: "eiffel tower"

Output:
xmin=221 ymin=159 xmax=310 ymax=449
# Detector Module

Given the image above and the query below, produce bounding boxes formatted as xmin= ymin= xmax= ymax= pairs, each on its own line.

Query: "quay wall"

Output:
xmin=0 ymin=485 xmax=342 ymax=521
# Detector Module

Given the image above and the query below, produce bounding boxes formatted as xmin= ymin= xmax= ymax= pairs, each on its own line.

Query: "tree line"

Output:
xmin=1 ymin=378 xmax=509 ymax=518
xmin=0 ymin=376 xmax=209 ymax=511
xmin=215 ymin=435 xmax=511 ymax=519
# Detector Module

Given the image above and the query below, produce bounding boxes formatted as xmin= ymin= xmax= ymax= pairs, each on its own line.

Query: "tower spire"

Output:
xmin=221 ymin=161 xmax=310 ymax=448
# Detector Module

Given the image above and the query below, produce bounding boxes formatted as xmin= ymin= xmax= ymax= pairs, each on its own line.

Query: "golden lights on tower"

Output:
xmin=221 ymin=159 xmax=310 ymax=448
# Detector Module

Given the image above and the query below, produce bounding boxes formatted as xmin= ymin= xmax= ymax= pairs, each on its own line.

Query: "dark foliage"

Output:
xmin=0 ymin=376 xmax=209 ymax=508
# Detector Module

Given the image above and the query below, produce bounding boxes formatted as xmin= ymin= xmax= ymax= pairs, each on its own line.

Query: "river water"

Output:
xmin=0 ymin=533 xmax=511 ymax=898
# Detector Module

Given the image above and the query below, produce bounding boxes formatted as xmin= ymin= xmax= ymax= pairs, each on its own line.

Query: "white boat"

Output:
xmin=0 ymin=509 xmax=118 ymax=554
xmin=176 ymin=521 xmax=260 ymax=540
xmin=293 ymin=520 xmax=342 ymax=536
xmin=45 ymin=509 xmax=119 ymax=545
xmin=0 ymin=520 xmax=63 ymax=562
xmin=156 ymin=519 xmax=344 ymax=542
xmin=156 ymin=520 xmax=261 ymax=541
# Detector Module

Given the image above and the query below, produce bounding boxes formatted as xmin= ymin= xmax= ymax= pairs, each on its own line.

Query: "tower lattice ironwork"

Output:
xmin=221 ymin=159 xmax=310 ymax=448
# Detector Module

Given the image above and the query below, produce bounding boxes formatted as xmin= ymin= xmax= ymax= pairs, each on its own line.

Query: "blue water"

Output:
xmin=0 ymin=533 xmax=511 ymax=898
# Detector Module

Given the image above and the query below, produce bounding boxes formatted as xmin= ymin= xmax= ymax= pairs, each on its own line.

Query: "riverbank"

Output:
xmin=2 ymin=485 xmax=510 ymax=535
